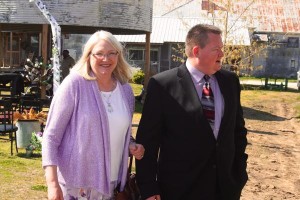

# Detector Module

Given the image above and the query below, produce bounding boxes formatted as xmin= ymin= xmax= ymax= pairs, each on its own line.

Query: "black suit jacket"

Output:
xmin=136 ymin=64 xmax=248 ymax=200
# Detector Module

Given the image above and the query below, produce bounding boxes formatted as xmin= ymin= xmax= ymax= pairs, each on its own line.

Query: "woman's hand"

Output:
xmin=47 ymin=184 xmax=63 ymax=200
xmin=129 ymin=143 xmax=145 ymax=160
xmin=45 ymin=165 xmax=64 ymax=200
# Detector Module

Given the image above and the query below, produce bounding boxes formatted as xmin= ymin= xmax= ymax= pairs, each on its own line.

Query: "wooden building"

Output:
xmin=0 ymin=0 xmax=153 ymax=69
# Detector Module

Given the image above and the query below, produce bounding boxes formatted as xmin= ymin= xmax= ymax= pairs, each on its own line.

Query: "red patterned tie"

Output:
xmin=201 ymin=75 xmax=215 ymax=129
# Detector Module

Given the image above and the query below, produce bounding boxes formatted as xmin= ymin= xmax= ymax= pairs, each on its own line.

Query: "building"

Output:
xmin=199 ymin=0 xmax=300 ymax=78
xmin=0 ymin=0 xmax=153 ymax=94
xmin=116 ymin=0 xmax=300 ymax=79
xmin=115 ymin=0 xmax=250 ymax=74
xmin=0 ymin=0 xmax=152 ymax=69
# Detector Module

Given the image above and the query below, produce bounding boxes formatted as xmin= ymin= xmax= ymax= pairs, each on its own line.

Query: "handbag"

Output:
xmin=114 ymin=155 xmax=141 ymax=200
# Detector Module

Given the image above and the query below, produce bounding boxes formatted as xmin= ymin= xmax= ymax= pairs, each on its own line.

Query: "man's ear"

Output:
xmin=192 ymin=46 xmax=200 ymax=57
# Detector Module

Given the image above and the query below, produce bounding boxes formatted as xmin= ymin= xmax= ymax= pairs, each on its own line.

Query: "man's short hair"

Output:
xmin=185 ymin=24 xmax=222 ymax=56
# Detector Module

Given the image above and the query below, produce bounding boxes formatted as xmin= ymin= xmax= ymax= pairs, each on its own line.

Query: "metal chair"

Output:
xmin=0 ymin=99 xmax=18 ymax=155
xmin=0 ymin=79 xmax=13 ymax=97
xmin=19 ymin=95 xmax=43 ymax=113
xmin=3 ymin=96 xmax=21 ymax=111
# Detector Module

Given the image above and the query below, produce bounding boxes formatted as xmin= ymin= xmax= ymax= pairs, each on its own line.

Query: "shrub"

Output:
xmin=132 ymin=70 xmax=145 ymax=84
xmin=26 ymin=132 xmax=43 ymax=152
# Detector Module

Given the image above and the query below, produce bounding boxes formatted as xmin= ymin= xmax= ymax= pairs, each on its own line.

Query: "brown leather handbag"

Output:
xmin=114 ymin=155 xmax=141 ymax=200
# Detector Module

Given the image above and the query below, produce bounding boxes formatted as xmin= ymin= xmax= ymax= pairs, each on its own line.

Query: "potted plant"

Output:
xmin=13 ymin=108 xmax=47 ymax=148
xmin=25 ymin=132 xmax=43 ymax=157
xmin=25 ymin=144 xmax=36 ymax=157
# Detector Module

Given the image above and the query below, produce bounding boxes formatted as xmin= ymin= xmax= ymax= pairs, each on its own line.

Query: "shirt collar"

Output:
xmin=186 ymin=59 xmax=208 ymax=83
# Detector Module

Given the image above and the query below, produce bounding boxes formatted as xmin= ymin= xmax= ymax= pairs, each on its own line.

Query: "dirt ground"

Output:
xmin=240 ymin=91 xmax=300 ymax=200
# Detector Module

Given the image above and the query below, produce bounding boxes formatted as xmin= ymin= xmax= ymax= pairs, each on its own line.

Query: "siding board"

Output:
xmin=0 ymin=0 xmax=152 ymax=33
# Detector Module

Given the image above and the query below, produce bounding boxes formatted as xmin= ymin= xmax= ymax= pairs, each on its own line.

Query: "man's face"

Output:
xmin=195 ymin=33 xmax=224 ymax=75
xmin=62 ymin=51 xmax=68 ymax=59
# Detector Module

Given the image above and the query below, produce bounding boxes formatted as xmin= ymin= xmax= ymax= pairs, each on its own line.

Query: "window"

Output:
xmin=150 ymin=50 xmax=158 ymax=62
xmin=129 ymin=49 xmax=144 ymax=60
xmin=30 ymin=35 xmax=40 ymax=57
xmin=4 ymin=32 xmax=21 ymax=67
xmin=129 ymin=49 xmax=158 ymax=62
xmin=287 ymin=37 xmax=299 ymax=48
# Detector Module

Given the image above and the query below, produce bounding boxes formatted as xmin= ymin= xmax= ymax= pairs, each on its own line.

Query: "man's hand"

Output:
xmin=129 ymin=143 xmax=145 ymax=160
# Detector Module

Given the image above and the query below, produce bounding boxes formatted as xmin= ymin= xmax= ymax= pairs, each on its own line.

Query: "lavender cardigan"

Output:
xmin=42 ymin=72 xmax=135 ymax=196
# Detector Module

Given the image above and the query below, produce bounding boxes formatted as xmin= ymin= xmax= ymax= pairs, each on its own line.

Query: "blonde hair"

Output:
xmin=72 ymin=30 xmax=131 ymax=84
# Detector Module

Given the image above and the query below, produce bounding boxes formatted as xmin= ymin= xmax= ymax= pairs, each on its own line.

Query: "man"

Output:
xmin=136 ymin=24 xmax=248 ymax=200
xmin=61 ymin=49 xmax=75 ymax=81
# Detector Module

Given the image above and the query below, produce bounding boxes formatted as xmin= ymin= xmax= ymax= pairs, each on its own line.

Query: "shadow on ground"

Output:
xmin=17 ymin=152 xmax=42 ymax=159
xmin=242 ymin=107 xmax=286 ymax=121
xmin=247 ymin=129 xmax=278 ymax=135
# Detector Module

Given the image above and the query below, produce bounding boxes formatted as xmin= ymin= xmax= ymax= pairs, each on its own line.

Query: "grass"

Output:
xmin=241 ymin=89 xmax=300 ymax=118
xmin=0 ymin=82 xmax=299 ymax=199
xmin=239 ymin=76 xmax=297 ymax=83
xmin=0 ymin=141 xmax=46 ymax=199
xmin=130 ymin=83 xmax=143 ymax=125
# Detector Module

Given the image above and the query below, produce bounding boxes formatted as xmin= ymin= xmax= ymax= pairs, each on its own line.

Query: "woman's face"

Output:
xmin=89 ymin=39 xmax=119 ymax=78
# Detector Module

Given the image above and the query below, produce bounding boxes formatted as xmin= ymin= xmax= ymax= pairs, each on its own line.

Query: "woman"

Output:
xmin=42 ymin=30 xmax=145 ymax=200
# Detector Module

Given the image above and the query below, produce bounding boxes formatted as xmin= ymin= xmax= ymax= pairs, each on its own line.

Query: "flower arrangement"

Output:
xmin=23 ymin=56 xmax=45 ymax=85
xmin=13 ymin=107 xmax=48 ymax=123
xmin=23 ymin=56 xmax=53 ymax=96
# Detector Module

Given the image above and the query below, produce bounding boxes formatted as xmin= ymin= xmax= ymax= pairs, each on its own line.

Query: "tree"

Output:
xmin=167 ymin=0 xmax=269 ymax=76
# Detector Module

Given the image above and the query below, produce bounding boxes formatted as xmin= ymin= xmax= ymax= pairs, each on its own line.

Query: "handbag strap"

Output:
xmin=114 ymin=155 xmax=134 ymax=193
xmin=128 ymin=155 xmax=134 ymax=174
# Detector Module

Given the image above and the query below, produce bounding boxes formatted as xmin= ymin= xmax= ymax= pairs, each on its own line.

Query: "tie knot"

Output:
xmin=204 ymin=75 xmax=210 ymax=82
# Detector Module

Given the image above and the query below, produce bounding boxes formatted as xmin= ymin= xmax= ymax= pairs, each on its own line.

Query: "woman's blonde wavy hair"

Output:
xmin=71 ymin=30 xmax=131 ymax=84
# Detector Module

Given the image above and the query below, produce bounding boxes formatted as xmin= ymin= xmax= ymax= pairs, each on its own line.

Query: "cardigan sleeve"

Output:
xmin=42 ymin=74 xmax=77 ymax=167
xmin=124 ymin=83 xmax=135 ymax=116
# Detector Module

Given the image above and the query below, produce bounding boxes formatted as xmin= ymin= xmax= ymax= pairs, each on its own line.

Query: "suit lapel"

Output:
xmin=176 ymin=64 xmax=211 ymax=128
xmin=177 ymin=64 xmax=202 ymax=113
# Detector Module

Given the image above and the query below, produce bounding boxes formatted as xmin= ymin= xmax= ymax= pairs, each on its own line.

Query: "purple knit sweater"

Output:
xmin=42 ymin=72 xmax=134 ymax=196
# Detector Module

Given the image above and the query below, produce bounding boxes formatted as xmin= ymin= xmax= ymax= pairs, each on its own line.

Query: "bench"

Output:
xmin=264 ymin=77 xmax=288 ymax=91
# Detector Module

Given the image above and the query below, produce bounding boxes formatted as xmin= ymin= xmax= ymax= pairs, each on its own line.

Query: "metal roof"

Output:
xmin=207 ymin=0 xmax=300 ymax=33
xmin=153 ymin=0 xmax=300 ymax=34
xmin=115 ymin=16 xmax=250 ymax=45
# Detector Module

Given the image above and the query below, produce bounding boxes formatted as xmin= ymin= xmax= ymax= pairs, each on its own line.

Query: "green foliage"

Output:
xmin=31 ymin=185 xmax=47 ymax=192
xmin=135 ymin=101 xmax=143 ymax=114
xmin=132 ymin=70 xmax=145 ymax=84
xmin=130 ymin=83 xmax=143 ymax=96
xmin=26 ymin=132 xmax=42 ymax=151
xmin=171 ymin=43 xmax=186 ymax=63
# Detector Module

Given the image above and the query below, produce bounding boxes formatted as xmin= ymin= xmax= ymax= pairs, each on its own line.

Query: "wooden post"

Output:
xmin=264 ymin=77 xmax=268 ymax=89
xmin=0 ymin=24 xmax=3 ymax=67
xmin=284 ymin=78 xmax=288 ymax=91
xmin=143 ymin=32 xmax=151 ymax=97
xmin=41 ymin=24 xmax=48 ymax=99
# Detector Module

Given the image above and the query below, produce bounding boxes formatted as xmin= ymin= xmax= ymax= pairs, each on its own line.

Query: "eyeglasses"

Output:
xmin=91 ymin=51 xmax=119 ymax=59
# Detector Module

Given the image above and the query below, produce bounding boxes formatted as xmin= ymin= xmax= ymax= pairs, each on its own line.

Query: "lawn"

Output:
xmin=0 ymin=82 xmax=299 ymax=199
xmin=239 ymin=76 xmax=297 ymax=83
